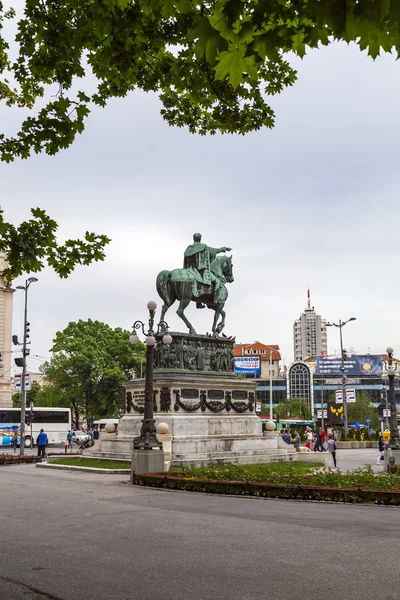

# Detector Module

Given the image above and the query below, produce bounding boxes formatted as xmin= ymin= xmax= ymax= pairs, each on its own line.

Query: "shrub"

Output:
xmin=340 ymin=431 xmax=346 ymax=442
xmin=347 ymin=429 xmax=354 ymax=440
xmin=355 ymin=429 xmax=362 ymax=441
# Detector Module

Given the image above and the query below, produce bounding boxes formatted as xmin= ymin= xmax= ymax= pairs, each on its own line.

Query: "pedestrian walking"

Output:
xmin=36 ymin=429 xmax=48 ymax=460
xmin=93 ymin=427 xmax=100 ymax=442
xmin=327 ymin=434 xmax=337 ymax=468
xmin=314 ymin=431 xmax=322 ymax=452
xmin=281 ymin=429 xmax=291 ymax=444
xmin=305 ymin=428 xmax=313 ymax=450
xmin=377 ymin=434 xmax=385 ymax=465
xmin=67 ymin=430 xmax=73 ymax=452
xmin=12 ymin=430 xmax=19 ymax=453
xmin=291 ymin=429 xmax=301 ymax=452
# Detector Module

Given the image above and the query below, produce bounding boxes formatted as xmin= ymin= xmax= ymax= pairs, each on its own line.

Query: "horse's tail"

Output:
xmin=156 ymin=270 xmax=174 ymax=306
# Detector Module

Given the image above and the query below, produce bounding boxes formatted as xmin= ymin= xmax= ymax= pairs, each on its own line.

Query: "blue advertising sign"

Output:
xmin=234 ymin=356 xmax=261 ymax=376
xmin=316 ymin=355 xmax=383 ymax=377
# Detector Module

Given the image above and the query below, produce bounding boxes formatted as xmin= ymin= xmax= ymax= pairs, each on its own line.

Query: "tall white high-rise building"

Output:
xmin=0 ymin=254 xmax=14 ymax=407
xmin=293 ymin=290 xmax=327 ymax=361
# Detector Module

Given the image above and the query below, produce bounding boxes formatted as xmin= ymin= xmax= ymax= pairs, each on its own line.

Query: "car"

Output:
xmin=71 ymin=431 xmax=90 ymax=444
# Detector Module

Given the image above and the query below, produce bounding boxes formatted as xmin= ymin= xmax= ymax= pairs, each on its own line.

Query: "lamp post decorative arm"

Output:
xmin=130 ymin=301 xmax=172 ymax=451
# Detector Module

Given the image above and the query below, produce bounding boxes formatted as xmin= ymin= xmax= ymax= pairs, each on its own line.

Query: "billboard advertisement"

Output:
xmin=316 ymin=355 xmax=383 ymax=377
xmin=234 ymin=356 xmax=261 ymax=376
xmin=327 ymin=402 xmax=345 ymax=423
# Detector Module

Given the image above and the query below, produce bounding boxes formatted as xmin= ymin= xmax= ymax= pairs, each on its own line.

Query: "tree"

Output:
xmin=347 ymin=391 xmax=379 ymax=430
xmin=1 ymin=1 xmax=398 ymax=163
xmin=12 ymin=380 xmax=42 ymax=407
xmin=0 ymin=208 xmax=110 ymax=282
xmin=42 ymin=319 xmax=146 ymax=426
xmin=275 ymin=399 xmax=312 ymax=420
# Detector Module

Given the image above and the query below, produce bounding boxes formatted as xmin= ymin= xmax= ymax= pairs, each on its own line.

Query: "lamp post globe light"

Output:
xmin=376 ymin=348 xmax=400 ymax=463
xmin=325 ymin=317 xmax=356 ymax=438
xmin=129 ymin=301 xmax=171 ymax=464
xmin=15 ymin=277 xmax=38 ymax=456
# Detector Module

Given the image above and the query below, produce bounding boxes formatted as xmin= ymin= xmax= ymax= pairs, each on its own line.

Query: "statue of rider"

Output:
xmin=183 ymin=233 xmax=231 ymax=308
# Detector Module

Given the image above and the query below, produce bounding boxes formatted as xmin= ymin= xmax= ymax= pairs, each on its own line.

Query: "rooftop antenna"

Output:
xmin=307 ymin=287 xmax=311 ymax=310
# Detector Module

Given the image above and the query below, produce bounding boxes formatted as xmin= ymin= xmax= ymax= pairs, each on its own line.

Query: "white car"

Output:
xmin=71 ymin=431 xmax=90 ymax=445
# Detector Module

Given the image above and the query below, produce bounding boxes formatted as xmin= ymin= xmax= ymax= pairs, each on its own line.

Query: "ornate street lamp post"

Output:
xmin=377 ymin=347 xmax=400 ymax=452
xmin=129 ymin=301 xmax=172 ymax=464
xmin=326 ymin=317 xmax=356 ymax=438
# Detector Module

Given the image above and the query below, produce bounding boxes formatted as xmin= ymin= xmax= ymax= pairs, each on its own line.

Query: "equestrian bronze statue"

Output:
xmin=156 ymin=233 xmax=233 ymax=336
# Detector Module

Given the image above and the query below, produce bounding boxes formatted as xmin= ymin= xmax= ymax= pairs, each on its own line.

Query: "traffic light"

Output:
xmin=25 ymin=321 xmax=30 ymax=340
xmin=342 ymin=349 xmax=347 ymax=361
xmin=14 ymin=357 xmax=25 ymax=367
xmin=276 ymin=412 xmax=280 ymax=424
xmin=12 ymin=335 xmax=20 ymax=345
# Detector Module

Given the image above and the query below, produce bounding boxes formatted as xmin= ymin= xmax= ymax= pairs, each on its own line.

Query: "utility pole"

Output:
xmin=15 ymin=277 xmax=38 ymax=456
xmin=326 ymin=317 xmax=356 ymax=439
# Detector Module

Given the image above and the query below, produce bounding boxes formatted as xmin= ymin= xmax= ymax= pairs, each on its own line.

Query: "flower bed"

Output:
xmin=0 ymin=454 xmax=41 ymax=465
xmin=132 ymin=472 xmax=400 ymax=505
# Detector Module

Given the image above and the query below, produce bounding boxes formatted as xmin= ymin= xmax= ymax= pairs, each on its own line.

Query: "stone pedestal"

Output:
xmin=90 ymin=331 xmax=296 ymax=467
xmin=131 ymin=449 xmax=165 ymax=476
xmin=95 ymin=371 xmax=295 ymax=466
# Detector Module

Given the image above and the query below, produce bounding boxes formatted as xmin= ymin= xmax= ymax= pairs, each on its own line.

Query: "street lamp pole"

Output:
xmin=377 ymin=348 xmax=400 ymax=450
xmin=16 ymin=277 xmax=38 ymax=456
xmin=129 ymin=301 xmax=172 ymax=451
xmin=326 ymin=317 xmax=356 ymax=438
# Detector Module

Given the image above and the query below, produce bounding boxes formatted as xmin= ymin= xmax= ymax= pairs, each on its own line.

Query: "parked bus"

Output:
xmin=0 ymin=407 xmax=71 ymax=447
xmin=260 ymin=417 xmax=314 ymax=432
xmin=93 ymin=418 xmax=119 ymax=432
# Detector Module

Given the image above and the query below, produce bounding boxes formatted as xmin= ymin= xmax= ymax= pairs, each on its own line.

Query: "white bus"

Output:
xmin=0 ymin=407 xmax=71 ymax=447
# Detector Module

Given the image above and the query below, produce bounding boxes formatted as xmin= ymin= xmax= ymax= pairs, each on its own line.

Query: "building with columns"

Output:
xmin=0 ymin=255 xmax=14 ymax=407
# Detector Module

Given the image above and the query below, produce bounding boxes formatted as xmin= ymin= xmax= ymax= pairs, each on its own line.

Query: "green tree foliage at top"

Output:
xmin=0 ymin=208 xmax=110 ymax=282
xmin=42 ymin=319 xmax=146 ymax=426
xmin=1 ymin=0 xmax=400 ymax=162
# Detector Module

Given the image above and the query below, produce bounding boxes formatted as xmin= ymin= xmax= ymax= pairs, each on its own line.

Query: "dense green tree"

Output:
xmin=347 ymin=391 xmax=379 ymax=430
xmin=1 ymin=1 xmax=399 ymax=163
xmin=42 ymin=319 xmax=146 ymax=426
xmin=275 ymin=399 xmax=312 ymax=420
xmin=12 ymin=380 xmax=42 ymax=407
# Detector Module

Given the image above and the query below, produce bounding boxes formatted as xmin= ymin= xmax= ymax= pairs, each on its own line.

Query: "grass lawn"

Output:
xmin=50 ymin=457 xmax=130 ymax=469
xmin=170 ymin=461 xmax=324 ymax=481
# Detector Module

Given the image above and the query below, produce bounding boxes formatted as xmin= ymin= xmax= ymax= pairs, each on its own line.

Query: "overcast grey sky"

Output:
xmin=2 ymin=41 xmax=400 ymax=372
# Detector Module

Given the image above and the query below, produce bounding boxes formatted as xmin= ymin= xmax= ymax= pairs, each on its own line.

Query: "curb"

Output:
xmin=36 ymin=463 xmax=130 ymax=474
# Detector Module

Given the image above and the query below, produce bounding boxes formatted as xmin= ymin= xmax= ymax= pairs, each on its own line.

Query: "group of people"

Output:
xmin=280 ymin=427 xmax=338 ymax=467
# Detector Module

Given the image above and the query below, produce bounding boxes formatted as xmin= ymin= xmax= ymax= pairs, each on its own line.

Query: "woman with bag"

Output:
xmin=327 ymin=434 xmax=337 ymax=468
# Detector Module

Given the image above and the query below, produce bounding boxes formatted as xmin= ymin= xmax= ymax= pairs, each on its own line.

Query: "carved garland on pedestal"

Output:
xmin=173 ymin=389 xmax=203 ymax=412
xmin=171 ymin=389 xmax=255 ymax=413
xmin=126 ymin=391 xmax=144 ymax=414
xmin=125 ymin=390 xmax=159 ymax=414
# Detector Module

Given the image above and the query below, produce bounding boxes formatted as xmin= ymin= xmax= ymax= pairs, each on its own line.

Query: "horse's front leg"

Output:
xmin=177 ymin=299 xmax=196 ymax=334
xmin=211 ymin=307 xmax=221 ymax=337
xmin=215 ymin=307 xmax=226 ymax=334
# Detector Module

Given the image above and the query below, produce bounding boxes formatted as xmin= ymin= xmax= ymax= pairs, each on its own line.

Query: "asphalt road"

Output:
xmin=0 ymin=464 xmax=399 ymax=600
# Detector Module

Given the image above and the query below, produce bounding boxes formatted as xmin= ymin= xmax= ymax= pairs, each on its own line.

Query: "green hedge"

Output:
xmin=132 ymin=473 xmax=400 ymax=505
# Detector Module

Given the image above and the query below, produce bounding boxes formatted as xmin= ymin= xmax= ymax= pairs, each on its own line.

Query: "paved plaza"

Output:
xmin=0 ymin=459 xmax=399 ymax=600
